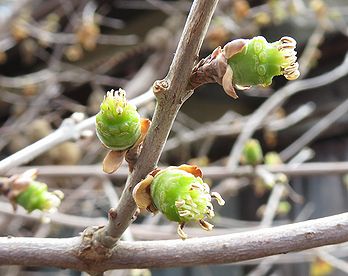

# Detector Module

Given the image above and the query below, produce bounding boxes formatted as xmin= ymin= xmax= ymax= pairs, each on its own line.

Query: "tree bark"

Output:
xmin=1 ymin=212 xmax=348 ymax=272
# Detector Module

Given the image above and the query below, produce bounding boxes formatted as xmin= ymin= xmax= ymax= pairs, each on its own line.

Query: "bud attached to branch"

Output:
xmin=241 ymin=139 xmax=263 ymax=166
xmin=189 ymin=36 xmax=300 ymax=99
xmin=16 ymin=181 xmax=63 ymax=213
xmin=96 ymin=89 xmax=141 ymax=151
xmin=0 ymin=169 xmax=63 ymax=213
xmin=95 ymin=89 xmax=150 ymax=173
xmin=226 ymin=36 xmax=300 ymax=87
xmin=265 ymin=151 xmax=283 ymax=165
xmin=133 ymin=165 xmax=225 ymax=240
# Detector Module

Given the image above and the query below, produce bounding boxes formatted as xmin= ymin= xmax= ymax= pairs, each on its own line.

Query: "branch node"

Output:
xmin=108 ymin=208 xmax=117 ymax=220
xmin=153 ymin=79 xmax=170 ymax=94
xmin=78 ymin=226 xmax=115 ymax=262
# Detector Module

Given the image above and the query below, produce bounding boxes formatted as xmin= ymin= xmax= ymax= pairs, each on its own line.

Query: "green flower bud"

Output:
xmin=151 ymin=169 xmax=213 ymax=223
xmin=241 ymin=139 xmax=263 ymax=165
xmin=95 ymin=89 xmax=141 ymax=151
xmin=15 ymin=181 xmax=63 ymax=213
xmin=227 ymin=36 xmax=300 ymax=88
xmin=264 ymin=151 xmax=283 ymax=165
xmin=277 ymin=201 xmax=292 ymax=216
xmin=133 ymin=165 xmax=224 ymax=239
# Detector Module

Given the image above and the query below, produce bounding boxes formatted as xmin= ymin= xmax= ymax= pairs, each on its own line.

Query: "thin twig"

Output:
xmin=259 ymin=183 xmax=285 ymax=228
xmin=280 ymin=97 xmax=348 ymax=161
xmin=317 ymin=249 xmax=348 ymax=274
xmin=248 ymin=203 xmax=316 ymax=276
xmin=10 ymin=161 xmax=348 ymax=179
xmin=165 ymin=103 xmax=314 ymax=152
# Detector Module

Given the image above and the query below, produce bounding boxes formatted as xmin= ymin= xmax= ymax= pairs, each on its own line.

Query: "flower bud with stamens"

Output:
xmin=95 ymin=89 xmax=141 ymax=151
xmin=133 ymin=165 xmax=225 ymax=239
xmin=226 ymin=36 xmax=300 ymax=88
xmin=151 ymin=168 xmax=224 ymax=239
xmin=15 ymin=181 xmax=63 ymax=213
xmin=151 ymin=169 xmax=212 ymax=223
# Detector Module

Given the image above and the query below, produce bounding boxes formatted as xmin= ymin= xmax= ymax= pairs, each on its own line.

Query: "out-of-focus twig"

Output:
xmin=280 ymin=97 xmax=348 ymax=161
xmin=11 ymin=161 xmax=348 ymax=179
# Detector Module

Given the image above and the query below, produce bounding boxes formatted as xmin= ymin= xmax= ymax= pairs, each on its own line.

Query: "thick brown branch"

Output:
xmin=1 ymin=213 xmax=348 ymax=272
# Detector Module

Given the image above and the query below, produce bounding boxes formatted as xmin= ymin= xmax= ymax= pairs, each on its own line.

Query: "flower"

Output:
xmin=133 ymin=165 xmax=225 ymax=239
xmin=227 ymin=36 xmax=300 ymax=88
xmin=221 ymin=36 xmax=300 ymax=98
xmin=95 ymin=89 xmax=141 ymax=151
xmin=16 ymin=181 xmax=63 ymax=213
xmin=2 ymin=169 xmax=64 ymax=213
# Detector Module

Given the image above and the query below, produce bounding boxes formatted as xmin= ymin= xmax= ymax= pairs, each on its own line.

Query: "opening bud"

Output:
xmin=133 ymin=165 xmax=224 ymax=240
xmin=95 ymin=89 xmax=141 ymax=151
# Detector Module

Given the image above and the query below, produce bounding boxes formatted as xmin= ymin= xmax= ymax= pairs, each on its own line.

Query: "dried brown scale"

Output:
xmin=188 ymin=47 xmax=228 ymax=90
xmin=188 ymin=39 xmax=248 ymax=99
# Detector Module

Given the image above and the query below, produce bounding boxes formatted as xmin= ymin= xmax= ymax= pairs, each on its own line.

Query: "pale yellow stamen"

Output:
xmin=199 ymin=219 xmax=214 ymax=231
xmin=177 ymin=223 xmax=188 ymax=240
xmin=178 ymin=210 xmax=191 ymax=217
xmin=211 ymin=191 xmax=225 ymax=206
xmin=175 ymin=199 xmax=185 ymax=208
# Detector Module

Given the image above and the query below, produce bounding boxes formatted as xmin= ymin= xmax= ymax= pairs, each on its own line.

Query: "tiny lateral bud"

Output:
xmin=265 ymin=152 xmax=283 ymax=165
xmin=241 ymin=139 xmax=263 ymax=165
xmin=108 ymin=208 xmax=118 ymax=219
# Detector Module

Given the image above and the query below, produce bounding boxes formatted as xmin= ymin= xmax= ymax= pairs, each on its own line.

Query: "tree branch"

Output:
xmin=1 ymin=212 xmax=347 ymax=272
xmin=11 ymin=161 xmax=348 ymax=179
xmin=94 ymin=0 xmax=220 ymax=248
